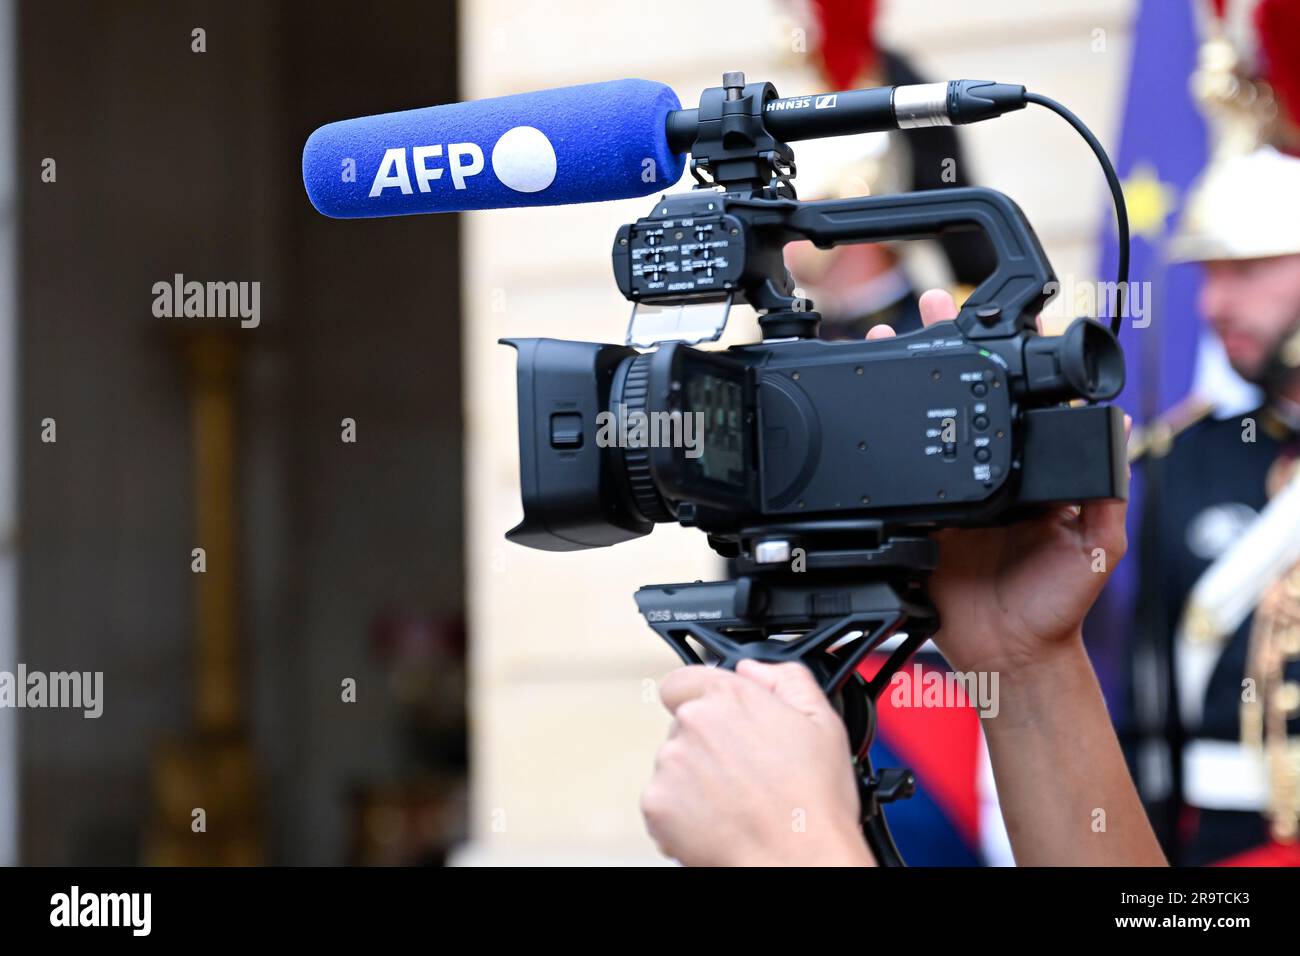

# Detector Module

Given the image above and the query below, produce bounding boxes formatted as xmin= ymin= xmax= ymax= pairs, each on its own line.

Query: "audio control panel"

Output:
xmin=613 ymin=203 xmax=745 ymax=306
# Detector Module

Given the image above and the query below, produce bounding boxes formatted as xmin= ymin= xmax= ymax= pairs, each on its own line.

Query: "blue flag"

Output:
xmin=1089 ymin=0 xmax=1208 ymax=710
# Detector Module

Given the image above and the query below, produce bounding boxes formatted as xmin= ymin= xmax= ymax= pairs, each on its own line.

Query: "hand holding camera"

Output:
xmin=642 ymin=290 xmax=1148 ymax=868
xmin=873 ymin=289 xmax=1131 ymax=679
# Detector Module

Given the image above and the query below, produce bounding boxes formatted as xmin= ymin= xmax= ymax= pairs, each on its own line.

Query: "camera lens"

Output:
xmin=610 ymin=354 xmax=675 ymax=524
xmin=503 ymin=337 xmax=663 ymax=551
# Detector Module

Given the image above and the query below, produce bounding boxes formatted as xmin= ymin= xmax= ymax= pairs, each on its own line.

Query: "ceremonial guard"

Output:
xmin=1128 ymin=0 xmax=1300 ymax=864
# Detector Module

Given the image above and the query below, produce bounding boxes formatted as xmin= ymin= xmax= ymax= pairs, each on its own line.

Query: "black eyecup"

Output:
xmin=1023 ymin=319 xmax=1125 ymax=403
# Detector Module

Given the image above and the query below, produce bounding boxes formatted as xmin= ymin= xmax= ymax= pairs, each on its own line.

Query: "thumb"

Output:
xmin=918 ymin=288 xmax=958 ymax=326
xmin=736 ymin=660 xmax=831 ymax=718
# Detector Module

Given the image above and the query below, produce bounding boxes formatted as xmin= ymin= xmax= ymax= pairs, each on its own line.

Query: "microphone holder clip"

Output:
xmin=688 ymin=72 xmax=797 ymax=200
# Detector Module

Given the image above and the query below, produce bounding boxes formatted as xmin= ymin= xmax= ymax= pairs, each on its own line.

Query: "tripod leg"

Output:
xmin=858 ymin=751 xmax=907 ymax=867
xmin=845 ymin=638 xmax=932 ymax=868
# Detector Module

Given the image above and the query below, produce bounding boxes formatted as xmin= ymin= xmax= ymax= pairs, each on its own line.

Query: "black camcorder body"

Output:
xmin=505 ymin=321 xmax=1127 ymax=553
xmin=503 ymin=184 xmax=1128 ymax=557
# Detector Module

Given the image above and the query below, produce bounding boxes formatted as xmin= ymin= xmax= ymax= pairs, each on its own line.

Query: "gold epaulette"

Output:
xmin=1260 ymin=405 xmax=1300 ymax=444
xmin=1128 ymin=396 xmax=1215 ymax=464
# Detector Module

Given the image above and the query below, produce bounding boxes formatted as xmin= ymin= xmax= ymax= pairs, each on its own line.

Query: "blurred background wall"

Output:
xmin=458 ymin=0 xmax=1135 ymax=864
xmin=11 ymin=0 xmax=466 ymax=865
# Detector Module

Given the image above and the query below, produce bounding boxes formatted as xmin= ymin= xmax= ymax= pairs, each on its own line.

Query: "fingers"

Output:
xmin=918 ymin=288 xmax=958 ymax=326
xmin=661 ymin=660 xmax=835 ymax=724
xmin=1079 ymin=495 xmax=1128 ymax=567
xmin=736 ymin=660 xmax=829 ymax=718
xmin=657 ymin=664 xmax=735 ymax=715
xmin=1078 ymin=412 xmax=1132 ymax=565
xmin=866 ymin=289 xmax=958 ymax=341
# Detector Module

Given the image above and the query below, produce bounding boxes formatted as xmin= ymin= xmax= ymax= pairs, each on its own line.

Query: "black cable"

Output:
xmin=1024 ymin=91 xmax=1130 ymax=337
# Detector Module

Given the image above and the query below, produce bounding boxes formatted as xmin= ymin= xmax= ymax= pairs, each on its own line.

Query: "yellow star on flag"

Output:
xmin=1122 ymin=163 xmax=1178 ymax=241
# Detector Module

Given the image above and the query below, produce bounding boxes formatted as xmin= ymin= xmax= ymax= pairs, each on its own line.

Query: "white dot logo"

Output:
xmin=491 ymin=126 xmax=556 ymax=193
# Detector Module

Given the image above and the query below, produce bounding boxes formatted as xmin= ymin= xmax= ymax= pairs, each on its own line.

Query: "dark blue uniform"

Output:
xmin=1128 ymin=405 xmax=1300 ymax=864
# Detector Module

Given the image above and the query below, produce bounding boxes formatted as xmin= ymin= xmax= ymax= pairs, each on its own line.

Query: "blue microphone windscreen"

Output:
xmin=303 ymin=78 xmax=686 ymax=218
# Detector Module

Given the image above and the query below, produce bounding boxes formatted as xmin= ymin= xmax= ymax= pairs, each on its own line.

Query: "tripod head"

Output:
xmin=636 ymin=522 xmax=937 ymax=716
xmin=635 ymin=522 xmax=939 ymax=867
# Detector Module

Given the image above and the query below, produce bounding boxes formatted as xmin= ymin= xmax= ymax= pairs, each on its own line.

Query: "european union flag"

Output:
xmin=1102 ymin=0 xmax=1208 ymax=420
xmin=1089 ymin=0 xmax=1209 ymax=709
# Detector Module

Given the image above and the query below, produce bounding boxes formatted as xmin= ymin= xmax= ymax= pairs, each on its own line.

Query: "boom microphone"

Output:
xmin=302 ymin=77 xmax=1029 ymax=219
xmin=666 ymin=79 xmax=1027 ymax=149
xmin=302 ymin=78 xmax=686 ymax=218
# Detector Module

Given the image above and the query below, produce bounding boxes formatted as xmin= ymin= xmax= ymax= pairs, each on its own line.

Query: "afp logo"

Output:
xmin=368 ymin=125 xmax=557 ymax=197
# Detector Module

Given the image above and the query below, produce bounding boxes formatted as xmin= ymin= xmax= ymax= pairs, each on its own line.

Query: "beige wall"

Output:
xmin=456 ymin=0 xmax=1136 ymax=864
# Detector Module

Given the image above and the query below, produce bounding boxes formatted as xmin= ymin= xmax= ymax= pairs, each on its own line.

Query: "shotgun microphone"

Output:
xmin=302 ymin=78 xmax=1027 ymax=218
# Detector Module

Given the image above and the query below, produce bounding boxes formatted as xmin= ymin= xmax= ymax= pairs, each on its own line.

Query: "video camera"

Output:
xmin=506 ymin=76 xmax=1126 ymax=556
xmin=501 ymin=72 xmax=1131 ymax=865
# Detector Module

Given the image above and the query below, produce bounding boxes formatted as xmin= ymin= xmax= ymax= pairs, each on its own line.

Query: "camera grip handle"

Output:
xmin=781 ymin=186 xmax=1056 ymax=338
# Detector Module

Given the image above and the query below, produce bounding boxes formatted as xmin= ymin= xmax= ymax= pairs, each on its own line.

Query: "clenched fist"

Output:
xmin=641 ymin=659 xmax=875 ymax=867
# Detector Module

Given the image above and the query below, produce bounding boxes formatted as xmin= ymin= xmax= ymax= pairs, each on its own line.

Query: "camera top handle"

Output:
xmin=614 ymin=184 xmax=1058 ymax=344
xmin=621 ymin=70 xmax=1061 ymax=345
xmin=627 ymin=70 xmax=1128 ymax=343
xmin=729 ymin=187 xmax=1057 ymax=342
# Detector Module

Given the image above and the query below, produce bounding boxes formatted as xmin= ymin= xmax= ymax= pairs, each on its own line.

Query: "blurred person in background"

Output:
xmin=1124 ymin=0 xmax=1300 ymax=865
xmin=782 ymin=0 xmax=995 ymax=340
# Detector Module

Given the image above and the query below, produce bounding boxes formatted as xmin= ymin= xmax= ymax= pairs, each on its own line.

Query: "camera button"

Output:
xmin=549 ymin=412 xmax=584 ymax=449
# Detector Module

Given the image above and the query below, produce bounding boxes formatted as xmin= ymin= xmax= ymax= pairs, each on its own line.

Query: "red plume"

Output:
xmin=809 ymin=0 xmax=879 ymax=90
xmin=1256 ymin=0 xmax=1300 ymax=130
